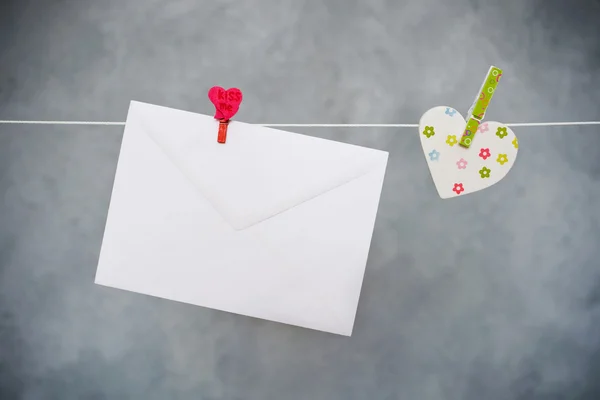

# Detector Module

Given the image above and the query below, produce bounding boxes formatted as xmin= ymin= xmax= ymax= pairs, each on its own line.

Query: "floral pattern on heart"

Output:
xmin=496 ymin=154 xmax=509 ymax=165
xmin=418 ymin=106 xmax=519 ymax=199
xmin=452 ymin=183 xmax=465 ymax=195
xmin=479 ymin=148 xmax=491 ymax=160
xmin=446 ymin=135 xmax=458 ymax=147
xmin=423 ymin=126 xmax=436 ymax=138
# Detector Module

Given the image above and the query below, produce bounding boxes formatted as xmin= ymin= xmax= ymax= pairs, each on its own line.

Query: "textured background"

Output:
xmin=1 ymin=0 xmax=600 ymax=399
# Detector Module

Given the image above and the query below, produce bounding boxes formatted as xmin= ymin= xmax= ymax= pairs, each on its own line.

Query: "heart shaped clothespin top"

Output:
xmin=208 ymin=86 xmax=243 ymax=143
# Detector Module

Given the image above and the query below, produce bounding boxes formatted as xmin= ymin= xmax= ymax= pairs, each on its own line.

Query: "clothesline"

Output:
xmin=0 ymin=120 xmax=600 ymax=128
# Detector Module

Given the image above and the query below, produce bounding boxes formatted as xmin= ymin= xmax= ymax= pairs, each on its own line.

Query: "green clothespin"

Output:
xmin=459 ymin=66 xmax=503 ymax=148
xmin=459 ymin=117 xmax=481 ymax=148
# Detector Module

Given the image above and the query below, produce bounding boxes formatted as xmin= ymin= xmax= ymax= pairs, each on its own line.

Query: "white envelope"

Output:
xmin=95 ymin=101 xmax=388 ymax=336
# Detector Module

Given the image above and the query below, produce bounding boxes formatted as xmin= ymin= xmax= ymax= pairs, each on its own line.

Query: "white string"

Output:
xmin=0 ymin=120 xmax=600 ymax=128
xmin=0 ymin=121 xmax=126 ymax=126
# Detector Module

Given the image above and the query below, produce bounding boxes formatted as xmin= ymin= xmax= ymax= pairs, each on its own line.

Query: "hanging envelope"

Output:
xmin=95 ymin=101 xmax=388 ymax=336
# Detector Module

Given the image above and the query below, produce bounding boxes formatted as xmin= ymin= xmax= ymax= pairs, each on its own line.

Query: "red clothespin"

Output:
xmin=208 ymin=86 xmax=243 ymax=144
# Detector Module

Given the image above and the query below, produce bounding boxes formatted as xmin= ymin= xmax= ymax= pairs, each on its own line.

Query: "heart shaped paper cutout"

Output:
xmin=208 ymin=86 xmax=243 ymax=120
xmin=419 ymin=106 xmax=519 ymax=198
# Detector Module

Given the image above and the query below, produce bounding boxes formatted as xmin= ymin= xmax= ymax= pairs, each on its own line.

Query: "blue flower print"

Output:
xmin=428 ymin=149 xmax=440 ymax=161
xmin=445 ymin=107 xmax=457 ymax=117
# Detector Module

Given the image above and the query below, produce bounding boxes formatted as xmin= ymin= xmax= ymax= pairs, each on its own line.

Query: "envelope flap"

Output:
xmin=132 ymin=101 xmax=386 ymax=230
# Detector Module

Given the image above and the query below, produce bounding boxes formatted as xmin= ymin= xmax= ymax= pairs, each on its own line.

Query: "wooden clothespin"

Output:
xmin=208 ymin=86 xmax=243 ymax=144
xmin=459 ymin=66 xmax=503 ymax=148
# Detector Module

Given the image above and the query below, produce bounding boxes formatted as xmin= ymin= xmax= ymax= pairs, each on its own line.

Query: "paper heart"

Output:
xmin=419 ymin=106 xmax=519 ymax=198
xmin=208 ymin=86 xmax=243 ymax=120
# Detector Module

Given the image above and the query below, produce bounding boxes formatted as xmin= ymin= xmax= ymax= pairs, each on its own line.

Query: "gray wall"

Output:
xmin=1 ymin=0 xmax=600 ymax=399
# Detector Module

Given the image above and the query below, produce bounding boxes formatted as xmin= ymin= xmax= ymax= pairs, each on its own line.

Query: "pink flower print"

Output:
xmin=456 ymin=158 xmax=468 ymax=169
xmin=478 ymin=123 xmax=489 ymax=133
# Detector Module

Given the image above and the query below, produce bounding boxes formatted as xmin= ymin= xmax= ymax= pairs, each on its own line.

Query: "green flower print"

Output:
xmin=496 ymin=126 xmax=508 ymax=139
xmin=496 ymin=154 xmax=509 ymax=165
xmin=512 ymin=137 xmax=519 ymax=149
xmin=445 ymin=135 xmax=458 ymax=147
xmin=423 ymin=126 xmax=435 ymax=138
xmin=479 ymin=166 xmax=491 ymax=178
